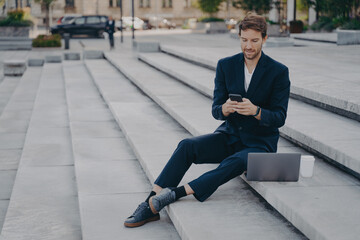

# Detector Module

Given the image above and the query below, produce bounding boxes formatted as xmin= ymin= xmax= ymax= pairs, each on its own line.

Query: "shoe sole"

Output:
xmin=124 ymin=214 xmax=160 ymax=228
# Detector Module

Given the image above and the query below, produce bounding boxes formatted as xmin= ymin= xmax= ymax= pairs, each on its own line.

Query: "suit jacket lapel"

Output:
xmin=246 ymin=51 xmax=267 ymax=99
xmin=235 ymin=54 xmax=246 ymax=96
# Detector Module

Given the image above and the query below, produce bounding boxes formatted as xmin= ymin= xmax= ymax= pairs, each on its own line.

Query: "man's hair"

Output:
xmin=239 ymin=12 xmax=267 ymax=38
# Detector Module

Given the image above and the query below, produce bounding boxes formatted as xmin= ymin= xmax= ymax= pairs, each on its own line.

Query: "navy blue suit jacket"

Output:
xmin=212 ymin=51 xmax=290 ymax=152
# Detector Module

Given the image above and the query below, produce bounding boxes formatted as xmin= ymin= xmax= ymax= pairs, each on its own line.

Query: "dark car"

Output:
xmin=51 ymin=15 xmax=108 ymax=38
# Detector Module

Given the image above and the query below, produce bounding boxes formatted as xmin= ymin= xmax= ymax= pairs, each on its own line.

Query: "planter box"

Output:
xmin=337 ymin=29 xmax=360 ymax=45
xmin=193 ymin=22 xmax=228 ymax=34
xmin=0 ymin=26 xmax=30 ymax=37
xmin=290 ymin=21 xmax=303 ymax=33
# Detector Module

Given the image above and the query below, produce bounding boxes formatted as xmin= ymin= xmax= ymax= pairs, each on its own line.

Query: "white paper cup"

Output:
xmin=300 ymin=155 xmax=315 ymax=178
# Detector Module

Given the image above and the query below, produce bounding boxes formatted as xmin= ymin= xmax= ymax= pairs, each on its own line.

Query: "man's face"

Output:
xmin=240 ymin=29 xmax=267 ymax=61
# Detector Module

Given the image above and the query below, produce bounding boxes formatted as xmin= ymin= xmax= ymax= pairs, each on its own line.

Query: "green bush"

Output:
xmin=8 ymin=9 xmax=25 ymax=21
xmin=341 ymin=19 xmax=360 ymax=30
xmin=0 ymin=9 xmax=33 ymax=27
xmin=32 ymin=34 xmax=62 ymax=48
xmin=198 ymin=17 xmax=224 ymax=23
xmin=310 ymin=16 xmax=335 ymax=32
xmin=311 ymin=16 xmax=360 ymax=31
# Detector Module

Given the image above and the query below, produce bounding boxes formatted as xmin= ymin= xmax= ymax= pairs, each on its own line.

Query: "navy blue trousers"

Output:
xmin=154 ymin=132 xmax=265 ymax=202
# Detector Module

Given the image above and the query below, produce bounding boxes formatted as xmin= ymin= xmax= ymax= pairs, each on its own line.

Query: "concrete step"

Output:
xmin=89 ymin=54 xmax=309 ymax=239
xmin=0 ymin=51 xmax=30 ymax=82
xmin=104 ymin=50 xmax=360 ymax=240
xmin=160 ymin=44 xmax=360 ymax=122
xmin=0 ymin=77 xmax=21 ymax=117
xmin=0 ymin=63 xmax=82 ymax=239
xmin=62 ymin=61 xmax=180 ymax=240
xmin=0 ymin=67 xmax=43 ymax=233
xmin=138 ymin=51 xmax=360 ymax=178
xmin=0 ymin=38 xmax=32 ymax=51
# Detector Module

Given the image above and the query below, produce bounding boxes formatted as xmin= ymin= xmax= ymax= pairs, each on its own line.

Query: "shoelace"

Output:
xmin=130 ymin=203 xmax=146 ymax=217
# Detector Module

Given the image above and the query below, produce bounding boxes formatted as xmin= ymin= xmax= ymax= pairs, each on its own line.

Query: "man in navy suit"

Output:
xmin=124 ymin=13 xmax=290 ymax=228
xmin=105 ymin=16 xmax=115 ymax=49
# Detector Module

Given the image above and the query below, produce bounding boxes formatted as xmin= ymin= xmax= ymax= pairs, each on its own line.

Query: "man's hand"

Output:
xmin=222 ymin=98 xmax=259 ymax=118
xmin=233 ymin=98 xmax=258 ymax=116
xmin=222 ymin=99 xmax=237 ymax=117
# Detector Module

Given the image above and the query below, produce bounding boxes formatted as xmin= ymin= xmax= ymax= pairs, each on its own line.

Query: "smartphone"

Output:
xmin=229 ymin=94 xmax=243 ymax=102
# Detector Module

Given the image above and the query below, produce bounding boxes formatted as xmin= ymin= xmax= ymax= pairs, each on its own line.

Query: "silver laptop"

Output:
xmin=246 ymin=153 xmax=301 ymax=182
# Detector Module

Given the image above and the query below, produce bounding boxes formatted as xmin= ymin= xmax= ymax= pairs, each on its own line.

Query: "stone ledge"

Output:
xmin=4 ymin=60 xmax=27 ymax=76
xmin=64 ymin=52 xmax=81 ymax=61
xmin=28 ymin=58 xmax=45 ymax=67
xmin=193 ymin=22 xmax=228 ymax=34
xmin=83 ymin=50 xmax=104 ymax=59
xmin=45 ymin=55 xmax=62 ymax=63
xmin=133 ymin=41 xmax=160 ymax=52
xmin=0 ymin=37 xmax=32 ymax=50
xmin=337 ymin=29 xmax=360 ymax=45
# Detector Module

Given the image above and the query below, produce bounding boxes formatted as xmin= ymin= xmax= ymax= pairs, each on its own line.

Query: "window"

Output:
xmin=162 ymin=0 xmax=172 ymax=8
xmin=140 ymin=0 xmax=150 ymax=8
xmin=116 ymin=0 xmax=121 ymax=7
xmin=109 ymin=0 xmax=113 ymax=7
xmin=65 ymin=0 xmax=75 ymax=8
xmin=74 ymin=17 xmax=85 ymax=25
xmin=26 ymin=0 xmax=31 ymax=7
xmin=87 ymin=16 xmax=100 ymax=24
xmin=184 ymin=0 xmax=190 ymax=8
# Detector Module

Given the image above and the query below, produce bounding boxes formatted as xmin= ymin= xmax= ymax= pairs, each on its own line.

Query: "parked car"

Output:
xmin=51 ymin=15 xmax=108 ymax=38
xmin=116 ymin=17 xmax=144 ymax=30
xmin=56 ymin=14 xmax=82 ymax=25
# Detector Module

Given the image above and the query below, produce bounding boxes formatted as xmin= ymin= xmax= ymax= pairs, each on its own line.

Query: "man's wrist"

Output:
xmin=252 ymin=106 xmax=261 ymax=117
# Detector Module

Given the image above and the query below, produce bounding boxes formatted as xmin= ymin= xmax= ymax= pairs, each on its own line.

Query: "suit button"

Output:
xmin=238 ymin=127 xmax=242 ymax=130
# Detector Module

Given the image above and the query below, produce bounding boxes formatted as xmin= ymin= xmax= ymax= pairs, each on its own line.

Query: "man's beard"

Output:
xmin=244 ymin=47 xmax=262 ymax=60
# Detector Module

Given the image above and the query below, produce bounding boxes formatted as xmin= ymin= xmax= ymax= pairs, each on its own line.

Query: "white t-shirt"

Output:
xmin=244 ymin=64 xmax=255 ymax=92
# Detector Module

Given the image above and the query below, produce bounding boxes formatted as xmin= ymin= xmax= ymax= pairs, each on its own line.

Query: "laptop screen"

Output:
xmin=246 ymin=153 xmax=301 ymax=182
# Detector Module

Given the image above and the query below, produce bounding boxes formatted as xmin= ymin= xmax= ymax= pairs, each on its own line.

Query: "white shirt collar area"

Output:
xmin=244 ymin=64 xmax=255 ymax=92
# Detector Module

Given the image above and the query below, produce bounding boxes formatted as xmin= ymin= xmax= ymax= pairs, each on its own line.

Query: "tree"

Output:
xmin=198 ymin=0 xmax=224 ymax=17
xmin=232 ymin=0 xmax=272 ymax=15
xmin=325 ymin=0 xmax=355 ymax=19
xmin=34 ymin=0 xmax=57 ymax=32
xmin=304 ymin=0 xmax=359 ymax=21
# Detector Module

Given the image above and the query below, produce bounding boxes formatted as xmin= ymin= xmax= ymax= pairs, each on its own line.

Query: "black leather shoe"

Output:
xmin=124 ymin=202 xmax=160 ymax=228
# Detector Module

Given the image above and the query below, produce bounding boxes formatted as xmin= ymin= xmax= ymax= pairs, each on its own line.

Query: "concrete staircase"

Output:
xmin=85 ymin=57 xmax=306 ymax=239
xmin=0 ymin=65 xmax=42 ymax=234
xmin=0 ymin=54 xmax=180 ymax=239
xmin=102 ymin=45 xmax=360 ymax=240
xmin=1 ymin=38 xmax=359 ymax=239
xmin=62 ymin=60 xmax=180 ymax=240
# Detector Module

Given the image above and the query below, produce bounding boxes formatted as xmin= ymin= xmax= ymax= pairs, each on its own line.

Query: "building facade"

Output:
xmin=2 ymin=0 xmax=246 ymax=26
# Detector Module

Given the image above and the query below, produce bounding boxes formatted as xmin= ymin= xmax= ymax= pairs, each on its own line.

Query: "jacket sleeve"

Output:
xmin=212 ymin=60 xmax=229 ymax=121
xmin=259 ymin=67 xmax=290 ymax=128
